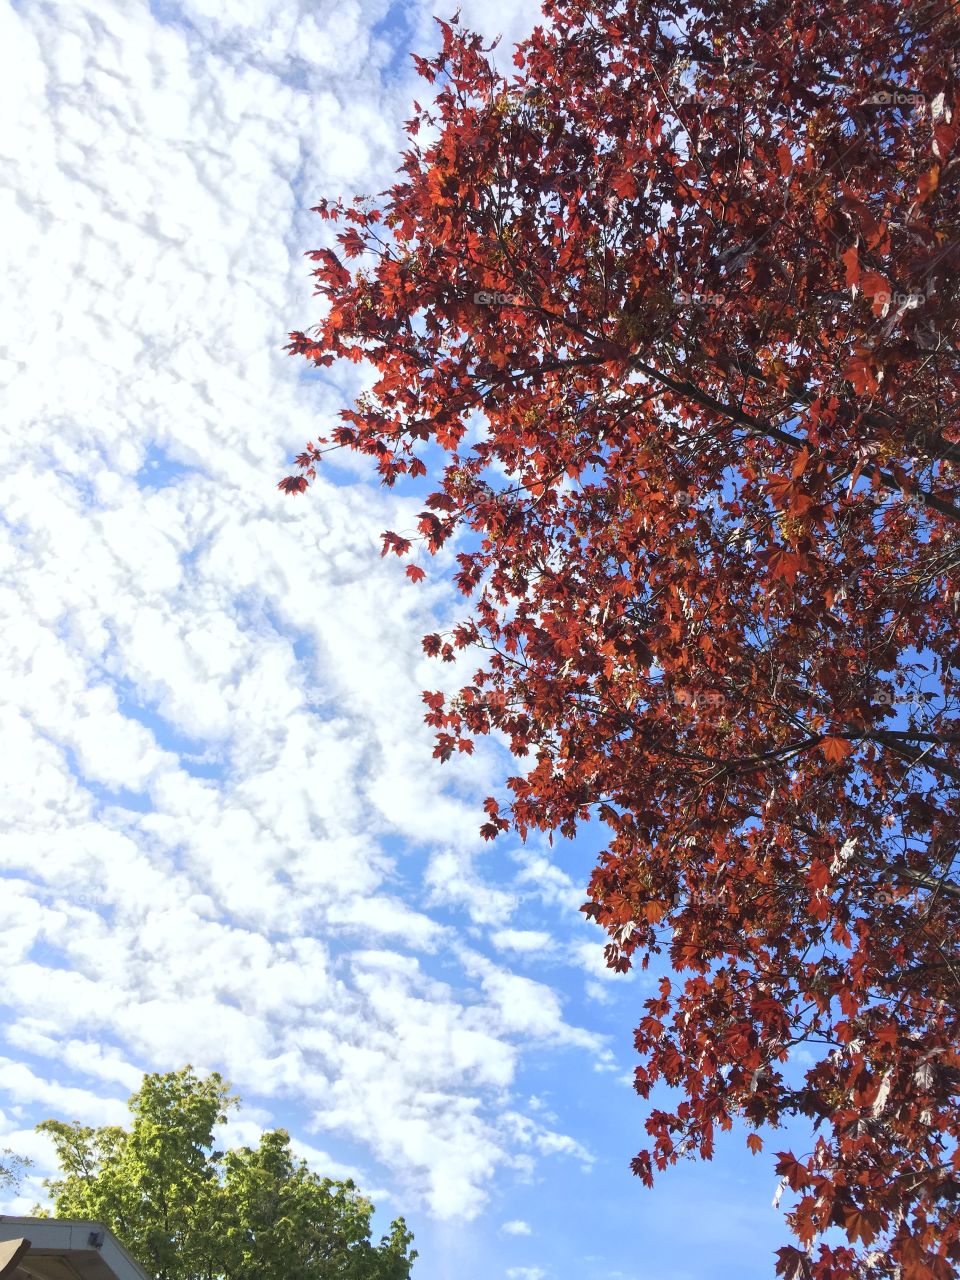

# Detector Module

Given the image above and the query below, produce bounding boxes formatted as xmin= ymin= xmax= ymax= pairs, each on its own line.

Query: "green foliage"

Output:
xmin=36 ymin=1067 xmax=416 ymax=1280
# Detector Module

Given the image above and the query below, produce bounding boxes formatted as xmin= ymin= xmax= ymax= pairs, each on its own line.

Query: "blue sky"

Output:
xmin=0 ymin=1 xmax=822 ymax=1278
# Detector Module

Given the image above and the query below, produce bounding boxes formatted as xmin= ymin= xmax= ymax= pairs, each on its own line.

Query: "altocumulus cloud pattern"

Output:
xmin=0 ymin=0 xmax=613 ymax=1224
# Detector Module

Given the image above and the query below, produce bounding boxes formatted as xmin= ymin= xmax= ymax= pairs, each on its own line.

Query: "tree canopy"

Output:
xmin=280 ymin=0 xmax=960 ymax=1275
xmin=36 ymin=1067 xmax=415 ymax=1280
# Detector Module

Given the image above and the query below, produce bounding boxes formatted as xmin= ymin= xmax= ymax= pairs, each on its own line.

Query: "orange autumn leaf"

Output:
xmin=844 ymin=352 xmax=880 ymax=394
xmin=821 ymin=736 xmax=854 ymax=763
xmin=916 ymin=164 xmax=940 ymax=202
xmin=842 ymin=244 xmax=860 ymax=288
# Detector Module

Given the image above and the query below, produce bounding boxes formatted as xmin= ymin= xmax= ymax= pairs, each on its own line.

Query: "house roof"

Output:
xmin=0 ymin=1218 xmax=149 ymax=1280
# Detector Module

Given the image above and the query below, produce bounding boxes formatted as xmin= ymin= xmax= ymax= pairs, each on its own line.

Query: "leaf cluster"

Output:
xmin=36 ymin=1068 xmax=415 ymax=1280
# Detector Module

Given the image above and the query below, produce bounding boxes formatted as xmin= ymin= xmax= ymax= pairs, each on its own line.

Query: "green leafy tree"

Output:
xmin=36 ymin=1067 xmax=415 ymax=1280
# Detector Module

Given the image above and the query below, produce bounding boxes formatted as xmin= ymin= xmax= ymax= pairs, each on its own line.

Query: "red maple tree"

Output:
xmin=281 ymin=1 xmax=960 ymax=1274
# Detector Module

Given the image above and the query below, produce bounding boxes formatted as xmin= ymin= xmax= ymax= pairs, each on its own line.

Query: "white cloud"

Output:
xmin=490 ymin=929 xmax=555 ymax=954
xmin=0 ymin=1061 xmax=128 ymax=1128
xmin=426 ymin=848 xmax=520 ymax=925
xmin=502 ymin=1220 xmax=532 ymax=1236
xmin=500 ymin=1111 xmax=594 ymax=1169
xmin=0 ymin=0 xmax=606 ymax=1231
xmin=571 ymin=942 xmax=621 ymax=983
xmin=507 ymin=1269 xmax=547 ymax=1280
xmin=513 ymin=852 xmax=585 ymax=912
